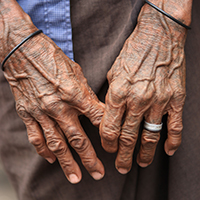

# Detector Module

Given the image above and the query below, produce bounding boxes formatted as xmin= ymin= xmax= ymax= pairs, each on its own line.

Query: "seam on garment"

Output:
xmin=44 ymin=0 xmax=50 ymax=36
xmin=65 ymin=0 xmax=74 ymax=60
xmin=64 ymin=0 xmax=69 ymax=56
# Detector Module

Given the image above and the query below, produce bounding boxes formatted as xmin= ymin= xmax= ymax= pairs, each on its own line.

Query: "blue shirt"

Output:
xmin=17 ymin=0 xmax=74 ymax=60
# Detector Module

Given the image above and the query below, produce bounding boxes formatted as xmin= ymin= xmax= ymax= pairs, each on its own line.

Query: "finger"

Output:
xmin=115 ymin=109 xmax=143 ymax=174
xmin=53 ymin=59 xmax=105 ymax=127
xmin=69 ymin=60 xmax=102 ymax=102
xmin=46 ymin=124 xmax=82 ymax=184
xmin=136 ymin=67 xmax=173 ymax=167
xmin=137 ymin=86 xmax=171 ymax=167
xmin=137 ymin=103 xmax=164 ymax=167
xmin=29 ymin=107 xmax=82 ymax=184
xmin=77 ymin=88 xmax=105 ymax=127
xmin=26 ymin=118 xmax=56 ymax=164
xmin=58 ymin=80 xmax=105 ymax=127
xmin=165 ymin=64 xmax=186 ymax=156
xmin=137 ymin=117 xmax=162 ymax=168
xmin=100 ymin=80 xmax=127 ymax=153
xmin=115 ymin=81 xmax=154 ymax=173
xmin=58 ymin=114 xmax=105 ymax=181
xmin=38 ymin=95 xmax=105 ymax=180
xmin=16 ymin=101 xmax=56 ymax=164
xmin=165 ymin=105 xmax=183 ymax=156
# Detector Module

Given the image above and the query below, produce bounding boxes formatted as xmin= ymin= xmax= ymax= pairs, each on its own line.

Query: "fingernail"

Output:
xmin=69 ymin=174 xmax=80 ymax=184
xmin=168 ymin=150 xmax=175 ymax=156
xmin=118 ymin=168 xmax=128 ymax=174
xmin=91 ymin=172 xmax=104 ymax=180
xmin=46 ymin=158 xmax=55 ymax=164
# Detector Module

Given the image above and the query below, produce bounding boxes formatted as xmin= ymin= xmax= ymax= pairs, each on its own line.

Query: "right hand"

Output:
xmin=0 ymin=3 xmax=105 ymax=184
xmin=99 ymin=0 xmax=188 ymax=173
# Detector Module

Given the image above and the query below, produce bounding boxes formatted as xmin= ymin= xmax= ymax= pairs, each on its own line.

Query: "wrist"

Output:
xmin=163 ymin=0 xmax=193 ymax=26
xmin=0 ymin=0 xmax=37 ymax=61
xmin=145 ymin=0 xmax=193 ymax=26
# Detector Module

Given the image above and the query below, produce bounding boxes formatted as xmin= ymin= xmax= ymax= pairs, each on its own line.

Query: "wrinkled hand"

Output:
xmin=100 ymin=2 xmax=188 ymax=173
xmin=0 ymin=2 xmax=105 ymax=184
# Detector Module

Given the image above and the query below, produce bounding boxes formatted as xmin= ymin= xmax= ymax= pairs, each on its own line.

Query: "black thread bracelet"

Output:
xmin=144 ymin=0 xmax=191 ymax=30
xmin=1 ymin=29 xmax=43 ymax=71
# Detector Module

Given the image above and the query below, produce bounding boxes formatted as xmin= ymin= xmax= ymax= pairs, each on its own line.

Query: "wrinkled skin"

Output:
xmin=0 ymin=0 xmax=105 ymax=184
xmin=0 ymin=0 xmax=192 ymax=183
xmin=100 ymin=1 xmax=189 ymax=173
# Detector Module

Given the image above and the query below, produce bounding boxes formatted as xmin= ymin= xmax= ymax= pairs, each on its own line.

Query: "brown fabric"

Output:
xmin=0 ymin=0 xmax=200 ymax=199
xmin=71 ymin=0 xmax=144 ymax=93
xmin=168 ymin=1 xmax=200 ymax=198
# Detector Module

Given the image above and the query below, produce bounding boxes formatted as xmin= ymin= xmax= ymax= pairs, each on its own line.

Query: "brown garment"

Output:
xmin=0 ymin=0 xmax=200 ymax=199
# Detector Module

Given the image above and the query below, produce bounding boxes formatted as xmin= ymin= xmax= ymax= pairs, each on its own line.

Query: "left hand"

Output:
xmin=99 ymin=1 xmax=188 ymax=173
xmin=0 ymin=0 xmax=105 ymax=184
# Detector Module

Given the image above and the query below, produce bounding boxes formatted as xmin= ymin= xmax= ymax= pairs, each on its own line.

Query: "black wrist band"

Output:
xmin=1 ymin=29 xmax=43 ymax=71
xmin=144 ymin=0 xmax=191 ymax=30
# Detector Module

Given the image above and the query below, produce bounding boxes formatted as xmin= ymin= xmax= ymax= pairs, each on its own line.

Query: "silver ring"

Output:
xmin=144 ymin=121 xmax=163 ymax=132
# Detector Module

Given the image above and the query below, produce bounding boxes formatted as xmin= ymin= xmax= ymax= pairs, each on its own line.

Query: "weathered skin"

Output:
xmin=0 ymin=0 xmax=193 ymax=183
xmin=100 ymin=0 xmax=192 ymax=174
xmin=0 ymin=0 xmax=105 ymax=184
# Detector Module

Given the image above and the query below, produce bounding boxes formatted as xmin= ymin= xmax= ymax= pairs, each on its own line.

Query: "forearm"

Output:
xmin=0 ymin=0 xmax=54 ymax=77
xmin=146 ymin=0 xmax=193 ymax=26
xmin=0 ymin=0 xmax=36 ymax=62
xmin=114 ymin=0 xmax=190 ymax=84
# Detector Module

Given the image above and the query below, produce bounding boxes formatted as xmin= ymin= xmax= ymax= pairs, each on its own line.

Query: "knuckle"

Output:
xmin=168 ymin=122 xmax=183 ymax=135
xmin=156 ymin=91 xmax=172 ymax=105
xmin=47 ymin=138 xmax=68 ymax=156
xmin=28 ymin=135 xmax=43 ymax=148
xmin=156 ymin=83 xmax=173 ymax=104
xmin=142 ymin=132 xmax=160 ymax=148
xmin=40 ymin=95 xmax=62 ymax=114
xmin=42 ymin=101 xmax=61 ymax=114
xmin=109 ymin=82 xmax=127 ymax=101
xmin=101 ymin=129 xmax=118 ymax=143
xmin=28 ymin=105 xmax=41 ymax=116
xmin=16 ymin=103 xmax=30 ymax=120
xmin=101 ymin=120 xmax=120 ymax=134
xmin=68 ymin=134 xmax=89 ymax=152
xmin=87 ymin=105 xmax=104 ymax=127
xmin=59 ymin=82 xmax=80 ymax=102
xmin=134 ymin=92 xmax=153 ymax=107
xmin=90 ymin=114 xmax=103 ymax=127
xmin=67 ymin=126 xmax=89 ymax=152
xmin=133 ymin=81 xmax=155 ymax=104
xmin=120 ymin=130 xmax=137 ymax=149
xmin=137 ymin=92 xmax=152 ymax=104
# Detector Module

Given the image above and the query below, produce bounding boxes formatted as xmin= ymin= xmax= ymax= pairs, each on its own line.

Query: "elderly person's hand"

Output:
xmin=100 ymin=0 xmax=192 ymax=173
xmin=0 ymin=0 xmax=105 ymax=184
